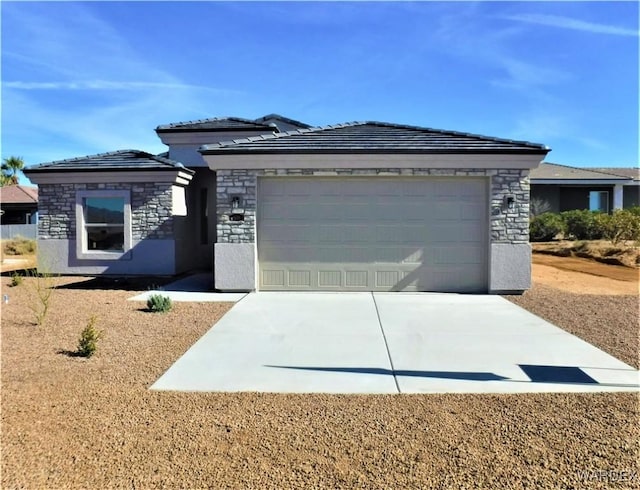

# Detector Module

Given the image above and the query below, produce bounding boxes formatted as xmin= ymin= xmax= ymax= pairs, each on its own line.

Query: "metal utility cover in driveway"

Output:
xmin=151 ymin=293 xmax=640 ymax=394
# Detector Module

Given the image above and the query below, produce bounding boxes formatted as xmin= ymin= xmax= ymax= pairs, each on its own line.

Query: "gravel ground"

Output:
xmin=2 ymin=275 xmax=639 ymax=489
xmin=505 ymin=285 xmax=639 ymax=370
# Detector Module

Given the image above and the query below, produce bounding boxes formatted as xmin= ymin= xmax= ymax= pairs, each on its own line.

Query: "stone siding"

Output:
xmin=216 ymin=168 xmax=530 ymax=244
xmin=38 ymin=182 xmax=174 ymax=240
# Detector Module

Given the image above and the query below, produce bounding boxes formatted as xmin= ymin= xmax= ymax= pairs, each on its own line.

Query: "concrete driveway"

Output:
xmin=151 ymin=293 xmax=639 ymax=394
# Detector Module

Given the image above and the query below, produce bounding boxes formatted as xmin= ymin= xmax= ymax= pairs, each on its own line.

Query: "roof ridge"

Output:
xmin=202 ymin=121 xmax=366 ymax=150
xmin=254 ymin=114 xmax=312 ymax=129
xmin=156 ymin=116 xmax=273 ymax=130
xmin=26 ymin=149 xmax=186 ymax=171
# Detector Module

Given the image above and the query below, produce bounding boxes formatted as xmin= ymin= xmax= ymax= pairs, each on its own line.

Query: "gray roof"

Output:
xmin=530 ymin=162 xmax=630 ymax=181
xmin=156 ymin=116 xmax=275 ymax=133
xmin=254 ymin=113 xmax=311 ymax=130
xmin=24 ymin=150 xmax=193 ymax=173
xmin=590 ymin=167 xmax=640 ymax=181
xmin=201 ymin=121 xmax=549 ymax=155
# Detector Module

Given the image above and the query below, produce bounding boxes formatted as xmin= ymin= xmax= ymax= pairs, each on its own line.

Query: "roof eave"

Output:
xmin=155 ymin=125 xmax=274 ymax=134
xmin=200 ymin=148 xmax=549 ymax=156
xmin=24 ymin=166 xmax=194 ymax=175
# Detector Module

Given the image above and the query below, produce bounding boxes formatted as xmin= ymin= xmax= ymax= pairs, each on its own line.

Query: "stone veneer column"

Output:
xmin=489 ymin=169 xmax=532 ymax=293
xmin=214 ymin=170 xmax=257 ymax=290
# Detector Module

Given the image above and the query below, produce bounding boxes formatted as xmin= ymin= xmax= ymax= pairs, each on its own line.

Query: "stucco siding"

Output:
xmin=38 ymin=238 xmax=176 ymax=275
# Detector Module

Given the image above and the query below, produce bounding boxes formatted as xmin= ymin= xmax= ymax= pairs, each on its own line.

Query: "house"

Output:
xmin=529 ymin=162 xmax=639 ymax=214
xmin=24 ymin=115 xmax=549 ymax=293
xmin=0 ymin=184 xmax=38 ymax=224
xmin=590 ymin=167 xmax=640 ymax=209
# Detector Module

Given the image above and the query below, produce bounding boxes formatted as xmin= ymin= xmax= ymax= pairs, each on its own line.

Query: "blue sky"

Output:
xmin=1 ymin=1 xmax=638 ymax=185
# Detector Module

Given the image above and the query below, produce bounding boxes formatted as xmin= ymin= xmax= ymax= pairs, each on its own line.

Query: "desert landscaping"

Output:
xmin=1 ymin=245 xmax=638 ymax=489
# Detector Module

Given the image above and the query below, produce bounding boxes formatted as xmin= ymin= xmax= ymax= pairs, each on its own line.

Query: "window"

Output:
xmin=85 ymin=197 xmax=125 ymax=251
xmin=589 ymin=191 xmax=609 ymax=213
xmin=76 ymin=190 xmax=131 ymax=260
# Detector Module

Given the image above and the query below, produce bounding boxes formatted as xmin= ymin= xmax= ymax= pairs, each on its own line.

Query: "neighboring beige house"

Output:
xmin=25 ymin=115 xmax=550 ymax=294
xmin=530 ymin=162 xmax=639 ymax=213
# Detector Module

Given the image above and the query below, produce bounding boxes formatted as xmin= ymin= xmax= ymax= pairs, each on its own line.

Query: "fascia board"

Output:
xmin=203 ymin=153 xmax=546 ymax=170
xmin=25 ymin=170 xmax=193 ymax=186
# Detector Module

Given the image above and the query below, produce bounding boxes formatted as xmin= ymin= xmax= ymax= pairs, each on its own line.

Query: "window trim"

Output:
xmin=75 ymin=190 xmax=132 ymax=260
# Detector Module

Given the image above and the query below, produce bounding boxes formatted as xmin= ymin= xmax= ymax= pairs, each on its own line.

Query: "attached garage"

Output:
xmin=202 ymin=121 xmax=550 ymax=294
xmin=257 ymin=177 xmax=488 ymax=292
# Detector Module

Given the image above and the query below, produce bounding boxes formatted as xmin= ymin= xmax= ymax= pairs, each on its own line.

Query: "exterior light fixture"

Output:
xmin=504 ymin=195 xmax=515 ymax=210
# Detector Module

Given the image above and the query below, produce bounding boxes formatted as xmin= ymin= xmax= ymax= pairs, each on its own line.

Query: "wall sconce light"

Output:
xmin=231 ymin=195 xmax=242 ymax=209
xmin=504 ymin=194 xmax=515 ymax=210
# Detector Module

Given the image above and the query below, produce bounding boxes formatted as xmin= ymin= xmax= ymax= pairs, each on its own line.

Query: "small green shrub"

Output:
xmin=147 ymin=294 xmax=172 ymax=313
xmin=529 ymin=213 xmax=565 ymax=241
xmin=2 ymin=236 xmax=36 ymax=256
xmin=560 ymin=210 xmax=605 ymax=240
xmin=77 ymin=316 xmax=102 ymax=358
xmin=10 ymin=272 xmax=23 ymax=287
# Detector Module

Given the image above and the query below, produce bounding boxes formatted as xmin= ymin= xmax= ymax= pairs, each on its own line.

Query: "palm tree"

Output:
xmin=1 ymin=156 xmax=25 ymax=186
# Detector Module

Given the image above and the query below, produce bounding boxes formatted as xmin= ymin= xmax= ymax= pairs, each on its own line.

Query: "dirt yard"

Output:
xmin=1 ymin=259 xmax=639 ymax=489
xmin=532 ymin=253 xmax=638 ymax=295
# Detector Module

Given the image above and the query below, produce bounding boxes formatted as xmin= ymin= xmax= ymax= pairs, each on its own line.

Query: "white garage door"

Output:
xmin=257 ymin=177 xmax=488 ymax=292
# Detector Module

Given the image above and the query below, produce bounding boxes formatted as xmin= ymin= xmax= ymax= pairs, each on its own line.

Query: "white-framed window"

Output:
xmin=75 ymin=190 xmax=132 ymax=260
xmin=589 ymin=191 xmax=609 ymax=213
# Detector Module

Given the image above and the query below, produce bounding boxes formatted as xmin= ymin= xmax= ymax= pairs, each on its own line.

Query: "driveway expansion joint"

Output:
xmin=371 ymin=292 xmax=401 ymax=394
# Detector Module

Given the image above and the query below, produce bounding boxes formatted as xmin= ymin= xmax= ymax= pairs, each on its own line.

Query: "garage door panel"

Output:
xmin=345 ymin=270 xmax=368 ymax=287
xmin=318 ymin=270 xmax=342 ymax=287
xmin=433 ymin=246 xmax=486 ymax=265
xmin=258 ymin=177 xmax=488 ymax=292
xmin=431 ymin=222 xmax=485 ymax=242
xmin=461 ymin=203 xmax=486 ymax=220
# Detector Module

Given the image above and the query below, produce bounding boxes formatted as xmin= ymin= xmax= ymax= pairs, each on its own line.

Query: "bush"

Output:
xmin=10 ymin=272 xmax=23 ymax=287
xmin=27 ymin=268 xmax=57 ymax=327
xmin=147 ymin=294 xmax=172 ymax=313
xmin=77 ymin=316 xmax=102 ymax=358
xmin=626 ymin=206 xmax=640 ymax=217
xmin=599 ymin=209 xmax=640 ymax=244
xmin=529 ymin=213 xmax=565 ymax=241
xmin=2 ymin=237 xmax=36 ymax=256
xmin=560 ymin=210 xmax=606 ymax=240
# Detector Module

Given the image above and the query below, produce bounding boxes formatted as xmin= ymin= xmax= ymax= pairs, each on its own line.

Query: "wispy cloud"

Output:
xmin=434 ymin=7 xmax=571 ymax=101
xmin=1 ymin=2 xmax=242 ymax=165
xmin=503 ymin=13 xmax=639 ymax=37
xmin=510 ymin=113 xmax=607 ymax=151
xmin=4 ymin=80 xmax=238 ymax=93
